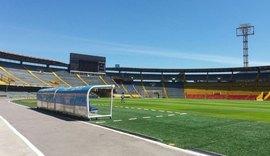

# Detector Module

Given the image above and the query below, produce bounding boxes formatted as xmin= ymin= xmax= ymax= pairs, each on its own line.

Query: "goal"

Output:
xmin=141 ymin=90 xmax=163 ymax=98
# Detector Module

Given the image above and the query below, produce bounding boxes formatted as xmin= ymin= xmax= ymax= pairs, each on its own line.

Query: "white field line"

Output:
xmin=79 ymin=121 xmax=207 ymax=156
xmin=156 ymin=115 xmax=163 ymax=118
xmin=113 ymin=120 xmax=122 ymax=122
xmin=168 ymin=143 xmax=176 ymax=146
xmin=129 ymin=118 xmax=137 ymax=120
xmin=115 ymin=105 xmax=186 ymax=117
xmin=0 ymin=116 xmax=45 ymax=156
xmin=142 ymin=116 xmax=151 ymax=119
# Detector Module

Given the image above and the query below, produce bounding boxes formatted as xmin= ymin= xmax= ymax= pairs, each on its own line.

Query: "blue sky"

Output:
xmin=0 ymin=0 xmax=270 ymax=68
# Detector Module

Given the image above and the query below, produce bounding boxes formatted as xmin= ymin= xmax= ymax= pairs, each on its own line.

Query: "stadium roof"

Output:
xmin=0 ymin=51 xmax=68 ymax=67
xmin=106 ymin=66 xmax=270 ymax=73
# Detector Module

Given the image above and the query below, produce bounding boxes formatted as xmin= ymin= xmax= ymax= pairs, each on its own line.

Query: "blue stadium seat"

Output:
xmin=89 ymin=106 xmax=98 ymax=113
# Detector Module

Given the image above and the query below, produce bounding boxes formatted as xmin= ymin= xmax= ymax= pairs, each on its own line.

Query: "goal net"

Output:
xmin=141 ymin=90 xmax=163 ymax=98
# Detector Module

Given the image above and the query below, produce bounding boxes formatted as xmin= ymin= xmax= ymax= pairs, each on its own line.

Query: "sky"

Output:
xmin=0 ymin=0 xmax=270 ymax=69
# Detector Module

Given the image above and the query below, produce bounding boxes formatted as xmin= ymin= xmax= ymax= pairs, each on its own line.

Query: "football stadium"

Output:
xmin=1 ymin=1 xmax=270 ymax=156
xmin=0 ymin=49 xmax=270 ymax=156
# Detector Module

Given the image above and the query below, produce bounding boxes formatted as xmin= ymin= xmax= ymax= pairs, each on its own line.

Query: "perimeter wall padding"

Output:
xmin=184 ymin=82 xmax=269 ymax=100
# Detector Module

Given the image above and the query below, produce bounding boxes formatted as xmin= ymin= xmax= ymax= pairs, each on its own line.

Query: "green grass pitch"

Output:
xmin=14 ymin=98 xmax=270 ymax=156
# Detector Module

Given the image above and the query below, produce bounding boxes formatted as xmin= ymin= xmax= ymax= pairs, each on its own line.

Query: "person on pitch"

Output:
xmin=121 ymin=92 xmax=125 ymax=103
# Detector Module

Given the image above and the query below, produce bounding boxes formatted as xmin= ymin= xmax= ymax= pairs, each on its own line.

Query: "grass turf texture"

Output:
xmin=13 ymin=98 xmax=270 ymax=156
xmin=13 ymin=99 xmax=37 ymax=108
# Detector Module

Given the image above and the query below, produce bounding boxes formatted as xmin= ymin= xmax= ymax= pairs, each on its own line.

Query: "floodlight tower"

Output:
xmin=236 ymin=23 xmax=255 ymax=67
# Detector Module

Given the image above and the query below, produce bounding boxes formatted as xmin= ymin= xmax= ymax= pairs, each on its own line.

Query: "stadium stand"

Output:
xmin=23 ymin=65 xmax=52 ymax=87
xmin=1 ymin=51 xmax=270 ymax=101
xmin=184 ymin=81 xmax=261 ymax=100
xmin=109 ymin=78 xmax=127 ymax=94
xmin=50 ymin=70 xmax=72 ymax=87
xmin=99 ymin=75 xmax=108 ymax=85
xmin=104 ymin=76 xmax=118 ymax=86
xmin=264 ymin=92 xmax=270 ymax=100
xmin=91 ymin=75 xmax=105 ymax=85
xmin=76 ymin=74 xmax=91 ymax=85
xmin=0 ymin=52 xmax=112 ymax=91
xmin=0 ymin=62 xmax=39 ymax=86
xmin=29 ymin=69 xmax=63 ymax=87
xmin=133 ymin=82 xmax=145 ymax=96
xmin=54 ymin=70 xmax=84 ymax=87
xmin=76 ymin=73 xmax=89 ymax=85
xmin=106 ymin=66 xmax=270 ymax=100
xmin=142 ymin=82 xmax=164 ymax=98
xmin=74 ymin=74 xmax=104 ymax=85
xmin=165 ymin=82 xmax=185 ymax=98
xmin=123 ymin=84 xmax=134 ymax=95
xmin=120 ymin=82 xmax=131 ymax=95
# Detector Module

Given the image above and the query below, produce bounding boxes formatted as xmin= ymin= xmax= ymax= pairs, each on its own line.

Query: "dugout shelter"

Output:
xmin=37 ymin=85 xmax=115 ymax=119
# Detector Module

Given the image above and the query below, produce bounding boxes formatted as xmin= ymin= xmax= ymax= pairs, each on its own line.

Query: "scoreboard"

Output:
xmin=69 ymin=53 xmax=106 ymax=73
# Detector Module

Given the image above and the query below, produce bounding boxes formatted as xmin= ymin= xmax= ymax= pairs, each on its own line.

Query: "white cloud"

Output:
xmin=65 ymin=37 xmax=269 ymax=66
xmin=87 ymin=40 xmax=269 ymax=67
xmin=7 ymin=25 xmax=266 ymax=67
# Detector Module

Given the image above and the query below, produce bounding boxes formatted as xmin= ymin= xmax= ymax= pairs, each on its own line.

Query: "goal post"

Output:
xmin=141 ymin=90 xmax=163 ymax=98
